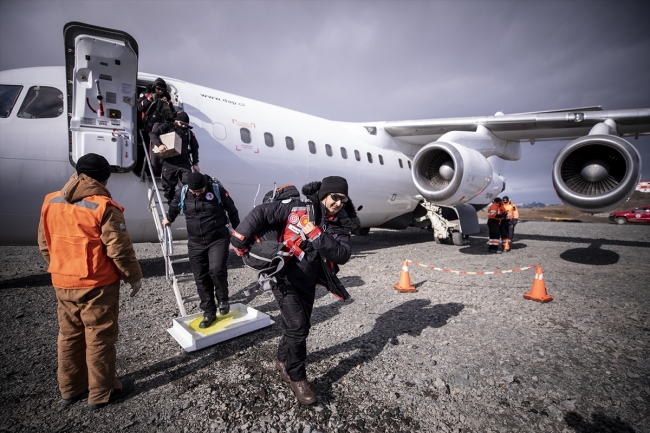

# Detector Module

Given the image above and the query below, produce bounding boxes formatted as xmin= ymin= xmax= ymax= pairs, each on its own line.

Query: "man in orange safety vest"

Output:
xmin=38 ymin=153 xmax=142 ymax=410
xmin=487 ymin=197 xmax=507 ymax=253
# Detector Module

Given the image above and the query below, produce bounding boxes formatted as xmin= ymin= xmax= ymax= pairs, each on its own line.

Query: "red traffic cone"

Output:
xmin=394 ymin=261 xmax=416 ymax=293
xmin=524 ymin=266 xmax=553 ymax=303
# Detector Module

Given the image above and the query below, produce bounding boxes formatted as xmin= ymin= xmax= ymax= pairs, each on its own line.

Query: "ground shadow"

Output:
xmin=517 ymin=233 xmax=650 ymax=249
xmin=307 ymin=299 xmax=464 ymax=399
xmin=560 ymin=241 xmax=619 ymax=265
xmin=564 ymin=411 xmax=636 ymax=433
xmin=0 ymin=273 xmax=51 ymax=290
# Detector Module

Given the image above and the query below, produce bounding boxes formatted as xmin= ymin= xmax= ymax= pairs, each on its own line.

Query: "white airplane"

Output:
xmin=1 ymin=22 xmax=649 ymax=247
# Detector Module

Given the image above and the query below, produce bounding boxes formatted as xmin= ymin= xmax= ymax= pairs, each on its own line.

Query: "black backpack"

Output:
xmin=143 ymin=94 xmax=172 ymax=130
xmin=242 ymin=184 xmax=302 ymax=271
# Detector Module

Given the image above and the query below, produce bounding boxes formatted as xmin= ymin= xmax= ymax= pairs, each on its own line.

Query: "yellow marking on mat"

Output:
xmin=188 ymin=310 xmax=245 ymax=335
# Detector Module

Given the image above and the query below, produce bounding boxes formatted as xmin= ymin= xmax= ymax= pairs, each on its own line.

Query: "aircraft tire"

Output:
xmin=452 ymin=231 xmax=465 ymax=246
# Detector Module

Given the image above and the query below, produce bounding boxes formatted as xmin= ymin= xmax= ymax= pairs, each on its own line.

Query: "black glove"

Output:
xmin=230 ymin=234 xmax=246 ymax=251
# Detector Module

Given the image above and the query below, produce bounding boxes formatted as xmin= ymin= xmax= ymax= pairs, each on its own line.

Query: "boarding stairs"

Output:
xmin=140 ymin=134 xmax=197 ymax=317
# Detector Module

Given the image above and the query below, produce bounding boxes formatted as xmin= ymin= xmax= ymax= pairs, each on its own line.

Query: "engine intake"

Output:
xmin=412 ymin=141 xmax=493 ymax=204
xmin=552 ymin=134 xmax=641 ymax=213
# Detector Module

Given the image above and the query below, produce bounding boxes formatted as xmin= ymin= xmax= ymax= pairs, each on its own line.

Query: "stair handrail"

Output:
xmin=140 ymin=132 xmax=174 ymax=279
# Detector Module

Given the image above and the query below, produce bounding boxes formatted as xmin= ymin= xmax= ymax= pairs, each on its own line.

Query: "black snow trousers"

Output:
xmin=508 ymin=220 xmax=517 ymax=241
xmin=188 ymin=237 xmax=230 ymax=315
xmin=487 ymin=219 xmax=501 ymax=251
xmin=271 ymin=281 xmax=316 ymax=382
xmin=161 ymin=161 xmax=191 ymax=204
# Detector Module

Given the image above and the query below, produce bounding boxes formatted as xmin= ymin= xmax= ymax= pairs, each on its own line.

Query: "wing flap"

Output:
xmin=383 ymin=108 xmax=650 ymax=145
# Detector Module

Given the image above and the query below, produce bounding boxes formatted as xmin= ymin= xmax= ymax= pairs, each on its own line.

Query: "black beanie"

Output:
xmin=187 ymin=172 xmax=207 ymax=190
xmin=153 ymin=77 xmax=167 ymax=88
xmin=318 ymin=176 xmax=348 ymax=201
xmin=76 ymin=153 xmax=111 ymax=182
xmin=176 ymin=111 xmax=189 ymax=123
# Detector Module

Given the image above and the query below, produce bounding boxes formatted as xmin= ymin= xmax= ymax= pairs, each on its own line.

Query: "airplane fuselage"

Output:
xmin=1 ymin=67 xmax=434 ymax=245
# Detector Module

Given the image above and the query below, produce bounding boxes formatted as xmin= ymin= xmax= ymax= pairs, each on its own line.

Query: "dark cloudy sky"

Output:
xmin=1 ymin=0 xmax=649 ymax=204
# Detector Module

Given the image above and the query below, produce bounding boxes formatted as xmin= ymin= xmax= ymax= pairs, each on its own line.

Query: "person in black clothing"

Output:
xmin=162 ymin=172 xmax=240 ymax=328
xmin=138 ymin=77 xmax=175 ymax=133
xmin=137 ymin=78 xmax=175 ymax=172
xmin=150 ymin=111 xmax=200 ymax=205
xmin=230 ymin=176 xmax=359 ymax=405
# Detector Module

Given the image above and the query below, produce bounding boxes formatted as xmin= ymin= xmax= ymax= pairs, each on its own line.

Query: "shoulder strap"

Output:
xmin=179 ymin=185 xmax=189 ymax=213
xmin=212 ymin=182 xmax=222 ymax=205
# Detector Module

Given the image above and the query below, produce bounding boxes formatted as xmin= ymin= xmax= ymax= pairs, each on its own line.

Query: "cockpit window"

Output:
xmin=17 ymin=86 xmax=64 ymax=119
xmin=0 ymin=85 xmax=23 ymax=118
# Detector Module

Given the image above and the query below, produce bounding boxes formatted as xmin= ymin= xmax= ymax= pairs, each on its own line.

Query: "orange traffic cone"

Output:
xmin=524 ymin=266 xmax=553 ymax=302
xmin=394 ymin=261 xmax=416 ymax=292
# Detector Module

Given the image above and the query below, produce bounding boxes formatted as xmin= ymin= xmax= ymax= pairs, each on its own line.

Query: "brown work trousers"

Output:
xmin=55 ymin=280 xmax=122 ymax=405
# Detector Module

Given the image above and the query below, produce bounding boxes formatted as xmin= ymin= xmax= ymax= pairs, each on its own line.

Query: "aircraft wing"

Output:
xmin=383 ymin=106 xmax=650 ymax=145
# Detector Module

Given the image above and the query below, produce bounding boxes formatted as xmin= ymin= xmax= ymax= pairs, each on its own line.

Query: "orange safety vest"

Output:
xmin=487 ymin=202 xmax=503 ymax=220
xmin=503 ymin=202 xmax=516 ymax=219
xmin=41 ymin=193 xmax=122 ymax=289
xmin=512 ymin=204 xmax=519 ymax=219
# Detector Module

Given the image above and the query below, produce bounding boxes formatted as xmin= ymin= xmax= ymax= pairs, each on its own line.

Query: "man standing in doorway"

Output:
xmin=38 ymin=153 xmax=143 ymax=410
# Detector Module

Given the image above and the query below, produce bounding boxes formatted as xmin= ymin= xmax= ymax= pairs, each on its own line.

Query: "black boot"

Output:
xmin=218 ymin=299 xmax=230 ymax=315
xmin=199 ymin=313 xmax=216 ymax=328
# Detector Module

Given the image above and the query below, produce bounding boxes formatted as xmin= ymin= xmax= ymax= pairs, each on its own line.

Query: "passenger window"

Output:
xmin=264 ymin=132 xmax=274 ymax=147
xmin=408 ymin=160 xmax=412 ymax=169
xmin=325 ymin=144 xmax=332 ymax=157
xmin=286 ymin=136 xmax=294 ymax=150
xmin=354 ymin=150 xmax=360 ymax=161
xmin=240 ymin=128 xmax=251 ymax=144
xmin=379 ymin=154 xmax=384 ymax=165
xmin=0 ymin=85 xmax=23 ymax=118
xmin=17 ymin=86 xmax=63 ymax=119
xmin=367 ymin=152 xmax=373 ymax=163
xmin=340 ymin=147 xmax=348 ymax=159
xmin=308 ymin=141 xmax=316 ymax=154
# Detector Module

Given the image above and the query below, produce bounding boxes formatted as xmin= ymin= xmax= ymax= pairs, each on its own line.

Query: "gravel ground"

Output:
xmin=0 ymin=221 xmax=648 ymax=433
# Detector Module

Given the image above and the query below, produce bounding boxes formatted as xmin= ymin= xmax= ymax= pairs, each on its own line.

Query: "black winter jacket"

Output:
xmin=232 ymin=198 xmax=352 ymax=288
xmin=149 ymin=123 xmax=199 ymax=167
xmin=167 ymin=177 xmax=240 ymax=245
xmin=137 ymin=92 xmax=175 ymax=131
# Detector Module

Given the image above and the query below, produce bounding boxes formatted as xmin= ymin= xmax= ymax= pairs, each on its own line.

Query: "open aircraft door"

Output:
xmin=63 ymin=22 xmax=138 ymax=171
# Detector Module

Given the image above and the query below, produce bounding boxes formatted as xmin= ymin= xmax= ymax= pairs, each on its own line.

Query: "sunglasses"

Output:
xmin=154 ymin=86 xmax=165 ymax=91
xmin=176 ymin=121 xmax=190 ymax=128
xmin=329 ymin=193 xmax=348 ymax=203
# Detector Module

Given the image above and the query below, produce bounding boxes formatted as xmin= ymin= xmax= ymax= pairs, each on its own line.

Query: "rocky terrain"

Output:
xmin=1 ymin=221 xmax=648 ymax=432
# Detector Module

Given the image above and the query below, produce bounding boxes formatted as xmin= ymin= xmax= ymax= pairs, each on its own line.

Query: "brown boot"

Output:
xmin=290 ymin=379 xmax=317 ymax=405
xmin=275 ymin=358 xmax=290 ymax=383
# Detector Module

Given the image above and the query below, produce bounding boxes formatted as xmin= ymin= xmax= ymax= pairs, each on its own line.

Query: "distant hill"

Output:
xmin=613 ymin=191 xmax=650 ymax=212
xmin=518 ymin=202 xmax=547 ymax=209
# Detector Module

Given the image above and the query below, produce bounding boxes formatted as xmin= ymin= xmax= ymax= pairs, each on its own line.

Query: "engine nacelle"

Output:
xmin=412 ymin=141 xmax=494 ymax=204
xmin=552 ymin=134 xmax=641 ymax=213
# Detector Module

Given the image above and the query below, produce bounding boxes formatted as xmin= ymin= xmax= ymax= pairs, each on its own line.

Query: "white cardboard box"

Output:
xmin=153 ymin=131 xmax=182 ymax=158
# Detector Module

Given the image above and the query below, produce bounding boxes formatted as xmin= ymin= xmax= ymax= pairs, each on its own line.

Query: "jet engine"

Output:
xmin=412 ymin=141 xmax=494 ymax=204
xmin=552 ymin=134 xmax=641 ymax=213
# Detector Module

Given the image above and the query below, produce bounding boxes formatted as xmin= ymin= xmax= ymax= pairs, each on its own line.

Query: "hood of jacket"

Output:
xmin=60 ymin=173 xmax=112 ymax=203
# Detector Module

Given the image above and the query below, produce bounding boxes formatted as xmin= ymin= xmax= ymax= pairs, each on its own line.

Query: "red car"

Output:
xmin=609 ymin=206 xmax=650 ymax=224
